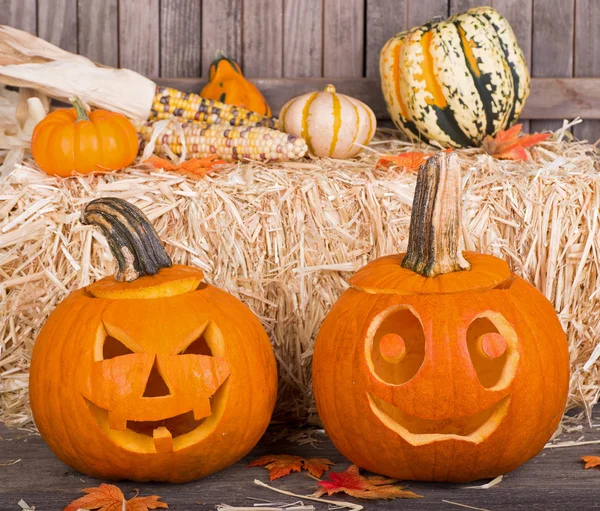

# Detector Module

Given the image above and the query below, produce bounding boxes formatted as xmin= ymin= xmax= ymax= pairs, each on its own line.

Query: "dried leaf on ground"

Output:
xmin=312 ymin=464 xmax=423 ymax=500
xmin=376 ymin=151 xmax=434 ymax=171
xmin=482 ymin=124 xmax=551 ymax=161
xmin=145 ymin=155 xmax=228 ymax=180
xmin=582 ymin=455 xmax=600 ymax=469
xmin=249 ymin=454 xmax=334 ymax=480
xmin=64 ymin=484 xmax=168 ymax=511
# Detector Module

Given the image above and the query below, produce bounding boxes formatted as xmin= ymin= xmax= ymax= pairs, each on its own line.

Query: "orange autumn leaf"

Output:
xmin=249 ymin=454 xmax=334 ymax=480
xmin=582 ymin=455 xmax=600 ymax=469
xmin=145 ymin=155 xmax=228 ymax=180
xmin=376 ymin=151 xmax=434 ymax=171
xmin=64 ymin=484 xmax=168 ymax=511
xmin=482 ymin=124 xmax=551 ymax=161
xmin=312 ymin=464 xmax=423 ymax=500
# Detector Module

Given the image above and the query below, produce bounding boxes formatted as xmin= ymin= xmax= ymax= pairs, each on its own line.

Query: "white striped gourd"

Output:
xmin=279 ymin=85 xmax=376 ymax=159
xmin=380 ymin=6 xmax=530 ymax=148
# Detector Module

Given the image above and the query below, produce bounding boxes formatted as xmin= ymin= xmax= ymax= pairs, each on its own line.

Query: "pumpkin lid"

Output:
xmin=350 ymin=152 xmax=513 ymax=294
xmin=349 ymin=252 xmax=511 ymax=294
xmin=81 ymin=198 xmax=204 ymax=300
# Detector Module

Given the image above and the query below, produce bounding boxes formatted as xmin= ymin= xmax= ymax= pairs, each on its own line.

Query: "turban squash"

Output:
xmin=312 ymin=152 xmax=569 ymax=482
xmin=380 ymin=7 xmax=530 ymax=148
xmin=29 ymin=198 xmax=277 ymax=482
xmin=200 ymin=51 xmax=272 ymax=116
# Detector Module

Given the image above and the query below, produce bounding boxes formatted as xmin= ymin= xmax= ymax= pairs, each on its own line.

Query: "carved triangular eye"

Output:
xmin=103 ymin=335 xmax=134 ymax=359
xmin=180 ymin=332 xmax=212 ymax=356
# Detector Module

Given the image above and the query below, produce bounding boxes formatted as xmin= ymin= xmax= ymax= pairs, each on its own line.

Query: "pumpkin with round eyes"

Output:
xmin=312 ymin=152 xmax=569 ymax=482
xmin=29 ymin=198 xmax=277 ymax=482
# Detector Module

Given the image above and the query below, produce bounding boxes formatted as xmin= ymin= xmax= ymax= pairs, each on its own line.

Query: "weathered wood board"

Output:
xmin=1 ymin=416 xmax=599 ymax=510
xmin=156 ymin=76 xmax=600 ymax=123
xmin=0 ymin=0 xmax=597 ymax=139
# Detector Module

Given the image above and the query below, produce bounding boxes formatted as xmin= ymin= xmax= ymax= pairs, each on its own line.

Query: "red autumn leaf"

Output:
xmin=482 ymin=124 xmax=551 ymax=161
xmin=312 ymin=464 xmax=423 ymax=500
xmin=376 ymin=151 xmax=434 ymax=171
xmin=64 ymin=484 xmax=168 ymax=511
xmin=582 ymin=455 xmax=600 ymax=469
xmin=249 ymin=454 xmax=334 ymax=480
xmin=145 ymin=155 xmax=228 ymax=180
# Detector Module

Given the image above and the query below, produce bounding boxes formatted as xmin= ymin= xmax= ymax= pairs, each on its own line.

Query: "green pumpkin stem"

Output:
xmin=69 ymin=96 xmax=90 ymax=122
xmin=81 ymin=198 xmax=172 ymax=282
xmin=401 ymin=152 xmax=471 ymax=277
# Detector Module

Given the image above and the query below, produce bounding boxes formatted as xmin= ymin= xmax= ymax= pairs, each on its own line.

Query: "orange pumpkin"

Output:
xmin=312 ymin=152 xmax=569 ymax=482
xmin=31 ymin=97 xmax=139 ymax=176
xmin=29 ymin=198 xmax=277 ymax=482
xmin=200 ymin=51 xmax=271 ymax=116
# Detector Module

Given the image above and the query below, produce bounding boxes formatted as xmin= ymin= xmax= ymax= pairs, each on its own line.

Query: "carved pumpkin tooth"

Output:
xmin=108 ymin=411 xmax=127 ymax=431
xmin=193 ymin=399 xmax=212 ymax=421
xmin=153 ymin=427 xmax=174 ymax=453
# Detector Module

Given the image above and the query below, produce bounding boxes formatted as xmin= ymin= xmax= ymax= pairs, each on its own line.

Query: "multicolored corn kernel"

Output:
xmin=150 ymin=86 xmax=279 ymax=129
xmin=134 ymin=120 xmax=308 ymax=162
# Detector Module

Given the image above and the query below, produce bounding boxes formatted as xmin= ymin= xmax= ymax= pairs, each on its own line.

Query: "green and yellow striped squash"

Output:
xmin=279 ymin=84 xmax=376 ymax=159
xmin=380 ymin=6 xmax=530 ymax=148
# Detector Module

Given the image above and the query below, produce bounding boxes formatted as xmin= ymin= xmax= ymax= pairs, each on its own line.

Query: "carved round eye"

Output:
xmin=467 ymin=316 xmax=514 ymax=389
xmin=379 ymin=333 xmax=406 ymax=364
xmin=475 ymin=333 xmax=507 ymax=360
xmin=369 ymin=307 xmax=426 ymax=385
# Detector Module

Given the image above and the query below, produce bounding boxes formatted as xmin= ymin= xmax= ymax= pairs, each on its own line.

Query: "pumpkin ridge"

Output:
xmin=329 ymin=90 xmax=342 ymax=157
xmin=301 ymin=92 xmax=319 ymax=152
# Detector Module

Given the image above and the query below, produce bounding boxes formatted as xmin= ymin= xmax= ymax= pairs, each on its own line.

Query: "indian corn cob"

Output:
xmin=134 ymin=120 xmax=308 ymax=162
xmin=150 ymin=86 xmax=279 ymax=129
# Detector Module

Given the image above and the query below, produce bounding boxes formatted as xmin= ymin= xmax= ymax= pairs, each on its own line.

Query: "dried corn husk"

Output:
xmin=0 ymin=25 xmax=155 ymax=119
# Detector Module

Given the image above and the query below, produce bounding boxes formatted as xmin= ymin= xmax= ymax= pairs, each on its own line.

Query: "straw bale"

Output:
xmin=0 ymin=132 xmax=599 ymax=427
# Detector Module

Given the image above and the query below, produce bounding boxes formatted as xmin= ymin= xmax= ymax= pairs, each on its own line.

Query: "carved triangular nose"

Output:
xmin=143 ymin=357 xmax=171 ymax=397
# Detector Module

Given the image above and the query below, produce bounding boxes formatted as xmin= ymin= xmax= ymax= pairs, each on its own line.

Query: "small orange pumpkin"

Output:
xmin=312 ymin=152 xmax=569 ymax=482
xmin=200 ymin=51 xmax=271 ymax=116
xmin=31 ymin=97 xmax=139 ymax=177
xmin=29 ymin=198 xmax=277 ymax=482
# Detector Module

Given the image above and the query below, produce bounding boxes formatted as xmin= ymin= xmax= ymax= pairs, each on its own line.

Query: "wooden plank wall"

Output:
xmin=0 ymin=0 xmax=597 ymax=141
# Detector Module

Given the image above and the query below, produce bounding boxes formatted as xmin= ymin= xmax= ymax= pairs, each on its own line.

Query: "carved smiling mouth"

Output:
xmin=84 ymin=381 xmax=229 ymax=454
xmin=368 ymin=393 xmax=511 ymax=446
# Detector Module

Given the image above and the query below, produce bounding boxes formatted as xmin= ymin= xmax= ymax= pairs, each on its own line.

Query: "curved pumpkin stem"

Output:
xmin=401 ymin=151 xmax=471 ymax=277
xmin=69 ymin=96 xmax=90 ymax=122
xmin=81 ymin=198 xmax=172 ymax=282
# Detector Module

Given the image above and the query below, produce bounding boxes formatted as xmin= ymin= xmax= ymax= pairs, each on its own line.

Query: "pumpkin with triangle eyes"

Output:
xmin=29 ymin=198 xmax=277 ymax=483
xmin=312 ymin=153 xmax=569 ymax=482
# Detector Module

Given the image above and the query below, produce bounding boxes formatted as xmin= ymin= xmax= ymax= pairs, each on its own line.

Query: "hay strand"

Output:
xmin=0 ymin=132 xmax=599 ymax=427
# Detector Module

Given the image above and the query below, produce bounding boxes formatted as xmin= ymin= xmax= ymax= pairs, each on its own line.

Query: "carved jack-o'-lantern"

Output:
xmin=313 ymin=153 xmax=569 ymax=482
xmin=30 ymin=198 xmax=277 ymax=482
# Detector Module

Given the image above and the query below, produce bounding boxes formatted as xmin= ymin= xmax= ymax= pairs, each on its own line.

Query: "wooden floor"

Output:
xmin=1 ymin=416 xmax=600 ymax=511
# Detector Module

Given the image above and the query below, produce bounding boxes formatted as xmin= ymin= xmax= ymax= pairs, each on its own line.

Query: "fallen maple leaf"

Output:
xmin=582 ymin=455 xmax=600 ymax=469
xmin=249 ymin=454 xmax=334 ymax=480
xmin=64 ymin=484 xmax=168 ymax=511
xmin=312 ymin=464 xmax=422 ymax=500
xmin=145 ymin=155 xmax=228 ymax=180
xmin=376 ymin=151 xmax=434 ymax=171
xmin=482 ymin=124 xmax=551 ymax=161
